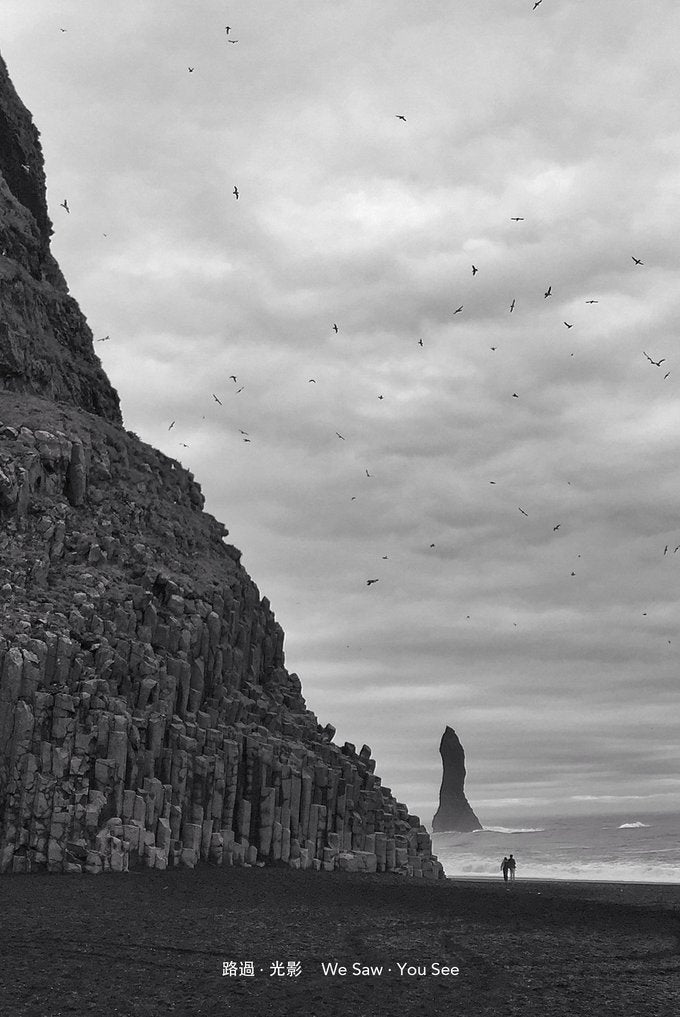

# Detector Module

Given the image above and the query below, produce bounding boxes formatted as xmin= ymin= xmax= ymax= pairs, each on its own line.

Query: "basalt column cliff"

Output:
xmin=0 ymin=53 xmax=442 ymax=878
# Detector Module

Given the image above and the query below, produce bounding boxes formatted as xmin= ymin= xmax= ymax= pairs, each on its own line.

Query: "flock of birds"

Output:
xmin=49 ymin=11 xmax=677 ymax=638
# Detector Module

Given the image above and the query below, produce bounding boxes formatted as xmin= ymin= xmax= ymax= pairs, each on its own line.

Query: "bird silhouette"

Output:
xmin=60 ymin=199 xmax=70 ymax=213
xmin=512 ymin=393 xmax=519 ymax=398
xmin=544 ymin=286 xmax=552 ymax=298
xmin=472 ymin=265 xmax=478 ymax=276
xmin=229 ymin=375 xmax=237 ymax=382
xmin=429 ymin=543 xmax=436 ymax=548
xmin=632 ymin=256 xmax=643 ymax=265
xmin=243 ymin=438 xmax=250 ymax=443
xmin=336 ymin=432 xmax=345 ymax=440
xmin=212 ymin=393 xmax=223 ymax=405
xmin=188 ymin=67 xmax=194 ymax=72
xmin=533 ymin=0 xmax=543 ymax=9
xmin=228 ymin=39 xmax=239 ymax=44
xmin=518 ymin=507 xmax=528 ymax=517
xmin=233 ymin=186 xmax=239 ymax=199
xmin=490 ymin=346 xmax=497 ymax=352
xmin=570 ymin=571 xmax=576 ymax=577
xmin=664 ymin=372 xmax=671 ymax=379
xmin=510 ymin=298 xmax=516 ymax=312
xmin=418 ymin=338 xmax=423 ymax=347
xmin=553 ymin=524 xmax=561 ymax=531
xmin=382 ymin=555 xmax=389 ymax=560
xmin=97 ymin=335 xmax=110 ymax=342
xmin=225 ymin=26 xmax=231 ymax=33
xmin=664 ymin=545 xmax=668 ymax=556
xmin=308 ymin=378 xmax=316 ymax=383
xmin=453 ymin=305 xmax=463 ymax=314
xmin=585 ymin=300 xmax=599 ymax=304
xmin=489 ymin=481 xmax=496 ymax=484
xmin=395 ymin=115 xmax=407 ymax=121
xmin=366 ymin=579 xmax=379 ymax=586
xmin=564 ymin=322 xmax=573 ymax=329
xmin=239 ymin=429 xmax=249 ymax=435
xmin=378 ymin=394 xmax=383 ymax=399
xmin=510 ymin=217 xmax=524 ymax=221
xmin=366 ymin=469 xmax=372 ymax=477
xmin=168 ymin=421 xmax=175 ymax=430
xmin=643 ymin=352 xmax=665 ymax=367
xmin=333 ymin=323 xmax=339 ymax=333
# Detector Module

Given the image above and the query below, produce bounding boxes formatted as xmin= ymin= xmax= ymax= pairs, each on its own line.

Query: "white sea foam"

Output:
xmin=475 ymin=825 xmax=546 ymax=834
xmin=618 ymin=821 xmax=650 ymax=829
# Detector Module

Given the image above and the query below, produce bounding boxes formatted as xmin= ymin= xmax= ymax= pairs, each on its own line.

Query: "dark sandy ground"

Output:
xmin=0 ymin=866 xmax=678 ymax=1017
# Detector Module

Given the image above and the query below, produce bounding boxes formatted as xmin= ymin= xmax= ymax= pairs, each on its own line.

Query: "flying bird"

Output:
xmin=366 ymin=579 xmax=380 ymax=586
xmin=212 ymin=393 xmax=223 ymax=405
xmin=512 ymin=393 xmax=519 ymax=398
xmin=395 ymin=115 xmax=407 ymax=121
xmin=553 ymin=524 xmax=561 ymax=531
xmin=336 ymin=432 xmax=345 ymax=439
xmin=490 ymin=346 xmax=497 ymax=352
xmin=510 ymin=298 xmax=516 ymax=312
xmin=21 ymin=163 xmax=29 ymax=174
xmin=544 ymin=286 xmax=552 ymax=298
xmin=229 ymin=375 xmax=237 ymax=382
xmin=97 ymin=335 xmax=110 ymax=342
xmin=418 ymin=338 xmax=423 ymax=347
xmin=664 ymin=372 xmax=671 ymax=379
xmin=308 ymin=378 xmax=316 ymax=383
xmin=631 ymin=256 xmax=643 ymax=265
xmin=429 ymin=543 xmax=436 ymax=548
xmin=228 ymin=39 xmax=239 ymax=43
xmin=510 ymin=217 xmax=524 ymax=221
xmin=664 ymin=545 xmax=668 ymax=556
xmin=489 ymin=481 xmax=496 ymax=485
xmin=381 ymin=555 xmax=389 ymax=560
xmin=233 ymin=186 xmax=239 ymax=199
xmin=188 ymin=67 xmax=194 ymax=72
xmin=453 ymin=305 xmax=463 ymax=314
xmin=518 ymin=507 xmax=528 ymax=517
xmin=570 ymin=571 xmax=576 ymax=577
xmin=643 ymin=352 xmax=665 ymax=367
xmin=333 ymin=323 xmax=339 ymax=333
xmin=472 ymin=265 xmax=478 ymax=276
xmin=564 ymin=322 xmax=573 ymax=329
xmin=60 ymin=199 xmax=70 ymax=213
xmin=243 ymin=438 xmax=250 ymax=443
xmin=365 ymin=469 xmax=372 ymax=477
xmin=533 ymin=0 xmax=543 ymax=9
xmin=225 ymin=26 xmax=231 ymax=33
xmin=238 ymin=429 xmax=249 ymax=435
xmin=168 ymin=421 xmax=175 ymax=431
xmin=585 ymin=300 xmax=599 ymax=304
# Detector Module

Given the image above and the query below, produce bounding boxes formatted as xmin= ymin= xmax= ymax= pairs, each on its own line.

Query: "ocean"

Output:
xmin=432 ymin=811 xmax=680 ymax=883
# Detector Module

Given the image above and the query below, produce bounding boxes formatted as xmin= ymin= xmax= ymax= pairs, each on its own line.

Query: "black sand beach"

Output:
xmin=1 ymin=867 xmax=678 ymax=1017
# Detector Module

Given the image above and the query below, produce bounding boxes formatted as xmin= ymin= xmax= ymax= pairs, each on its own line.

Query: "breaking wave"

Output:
xmin=476 ymin=826 xmax=546 ymax=834
xmin=618 ymin=821 xmax=650 ymax=829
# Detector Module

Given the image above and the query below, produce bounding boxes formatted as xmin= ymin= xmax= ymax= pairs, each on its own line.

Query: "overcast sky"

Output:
xmin=3 ymin=1 xmax=680 ymax=826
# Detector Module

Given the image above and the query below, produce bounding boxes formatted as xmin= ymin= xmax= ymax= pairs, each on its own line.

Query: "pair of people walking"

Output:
xmin=501 ymin=854 xmax=516 ymax=882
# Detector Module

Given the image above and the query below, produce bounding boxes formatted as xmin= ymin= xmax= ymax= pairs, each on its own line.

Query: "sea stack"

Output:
xmin=432 ymin=726 xmax=482 ymax=833
xmin=0 ymin=50 xmax=443 ymax=880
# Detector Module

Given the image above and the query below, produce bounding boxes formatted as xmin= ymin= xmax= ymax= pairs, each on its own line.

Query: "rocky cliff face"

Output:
xmin=0 ymin=52 xmax=442 ymax=879
xmin=432 ymin=727 xmax=482 ymax=833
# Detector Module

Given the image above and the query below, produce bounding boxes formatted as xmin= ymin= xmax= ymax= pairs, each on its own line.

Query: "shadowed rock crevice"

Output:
xmin=0 ymin=51 xmax=443 ymax=880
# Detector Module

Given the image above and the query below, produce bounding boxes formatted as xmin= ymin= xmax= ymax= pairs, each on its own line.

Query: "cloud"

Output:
xmin=2 ymin=0 xmax=680 ymax=826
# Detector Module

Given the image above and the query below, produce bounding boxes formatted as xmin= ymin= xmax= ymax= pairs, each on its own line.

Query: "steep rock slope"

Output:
xmin=0 ymin=52 xmax=442 ymax=879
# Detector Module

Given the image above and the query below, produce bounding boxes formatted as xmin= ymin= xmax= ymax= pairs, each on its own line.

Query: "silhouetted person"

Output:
xmin=508 ymin=854 xmax=516 ymax=881
xmin=501 ymin=856 xmax=509 ymax=882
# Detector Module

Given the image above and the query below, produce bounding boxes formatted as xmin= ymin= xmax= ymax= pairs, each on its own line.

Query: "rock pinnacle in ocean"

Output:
xmin=432 ymin=726 xmax=482 ymax=833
